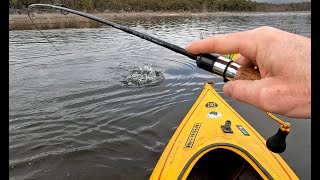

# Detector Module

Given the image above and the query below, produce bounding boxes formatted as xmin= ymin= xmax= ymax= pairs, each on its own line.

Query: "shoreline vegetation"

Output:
xmin=9 ymin=0 xmax=310 ymax=31
xmin=9 ymin=11 xmax=311 ymax=31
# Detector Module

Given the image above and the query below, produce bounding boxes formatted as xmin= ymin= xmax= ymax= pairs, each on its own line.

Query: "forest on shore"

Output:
xmin=9 ymin=0 xmax=311 ymax=13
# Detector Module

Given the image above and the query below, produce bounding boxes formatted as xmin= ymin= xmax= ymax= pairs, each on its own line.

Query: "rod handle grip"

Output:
xmin=234 ymin=66 xmax=261 ymax=80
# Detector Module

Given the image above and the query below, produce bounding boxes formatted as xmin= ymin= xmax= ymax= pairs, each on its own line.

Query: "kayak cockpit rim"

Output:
xmin=179 ymin=143 xmax=273 ymax=180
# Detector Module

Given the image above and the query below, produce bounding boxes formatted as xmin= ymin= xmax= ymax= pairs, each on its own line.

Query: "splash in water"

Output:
xmin=121 ymin=64 xmax=164 ymax=87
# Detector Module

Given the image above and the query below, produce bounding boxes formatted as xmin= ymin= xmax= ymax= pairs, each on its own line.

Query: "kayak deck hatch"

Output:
xmin=187 ymin=148 xmax=262 ymax=180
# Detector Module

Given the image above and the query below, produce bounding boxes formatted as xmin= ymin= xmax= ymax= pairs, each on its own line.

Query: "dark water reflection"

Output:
xmin=9 ymin=12 xmax=311 ymax=180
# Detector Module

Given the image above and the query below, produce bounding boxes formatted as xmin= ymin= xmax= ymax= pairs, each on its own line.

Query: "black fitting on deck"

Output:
xmin=266 ymin=128 xmax=289 ymax=153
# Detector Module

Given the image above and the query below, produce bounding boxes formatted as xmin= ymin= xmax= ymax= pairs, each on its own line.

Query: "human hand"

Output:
xmin=185 ymin=26 xmax=311 ymax=119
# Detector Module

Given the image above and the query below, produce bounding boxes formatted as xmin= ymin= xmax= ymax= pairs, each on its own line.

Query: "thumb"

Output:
xmin=223 ymin=80 xmax=264 ymax=108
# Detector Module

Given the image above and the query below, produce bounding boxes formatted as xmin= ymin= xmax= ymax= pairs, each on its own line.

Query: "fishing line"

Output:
xmin=27 ymin=10 xmax=59 ymax=51
xmin=27 ymin=4 xmax=261 ymax=82
xmin=27 ymin=4 xmax=292 ymax=154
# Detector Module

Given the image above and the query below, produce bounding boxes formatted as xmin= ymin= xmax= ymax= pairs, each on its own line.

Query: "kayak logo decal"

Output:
xmin=206 ymin=111 xmax=222 ymax=118
xmin=185 ymin=123 xmax=202 ymax=148
xmin=236 ymin=125 xmax=250 ymax=136
xmin=205 ymin=102 xmax=218 ymax=108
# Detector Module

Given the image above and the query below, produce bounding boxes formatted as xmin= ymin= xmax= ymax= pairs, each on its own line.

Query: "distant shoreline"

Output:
xmin=9 ymin=11 xmax=310 ymax=31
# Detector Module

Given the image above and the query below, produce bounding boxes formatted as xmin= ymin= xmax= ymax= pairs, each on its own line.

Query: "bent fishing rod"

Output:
xmin=28 ymin=3 xmax=261 ymax=82
xmin=28 ymin=4 xmax=293 ymax=153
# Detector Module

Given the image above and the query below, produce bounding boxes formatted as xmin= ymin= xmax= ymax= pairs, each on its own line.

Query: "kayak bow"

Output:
xmin=150 ymin=82 xmax=298 ymax=180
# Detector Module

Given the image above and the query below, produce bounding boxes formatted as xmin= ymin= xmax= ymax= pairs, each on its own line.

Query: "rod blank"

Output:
xmin=28 ymin=4 xmax=198 ymax=60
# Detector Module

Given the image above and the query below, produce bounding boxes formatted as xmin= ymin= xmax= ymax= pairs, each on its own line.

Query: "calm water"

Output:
xmin=9 ymin=12 xmax=311 ymax=180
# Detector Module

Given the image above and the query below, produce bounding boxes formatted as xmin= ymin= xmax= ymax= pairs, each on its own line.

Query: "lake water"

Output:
xmin=9 ymin=12 xmax=311 ymax=180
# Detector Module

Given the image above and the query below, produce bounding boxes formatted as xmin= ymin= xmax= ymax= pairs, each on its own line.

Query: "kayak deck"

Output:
xmin=150 ymin=82 xmax=298 ymax=180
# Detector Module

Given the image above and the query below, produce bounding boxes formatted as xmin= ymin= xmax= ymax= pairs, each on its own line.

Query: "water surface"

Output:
xmin=9 ymin=12 xmax=311 ymax=180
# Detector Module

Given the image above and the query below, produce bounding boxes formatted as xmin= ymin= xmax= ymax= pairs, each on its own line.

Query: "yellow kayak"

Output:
xmin=150 ymin=82 xmax=298 ymax=180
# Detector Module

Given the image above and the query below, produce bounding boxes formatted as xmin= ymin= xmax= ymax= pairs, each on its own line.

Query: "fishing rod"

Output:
xmin=27 ymin=3 xmax=261 ymax=83
xmin=28 ymin=4 xmax=292 ymax=153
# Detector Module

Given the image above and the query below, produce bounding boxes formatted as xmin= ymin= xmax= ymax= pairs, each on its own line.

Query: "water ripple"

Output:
xmin=9 ymin=12 xmax=310 ymax=180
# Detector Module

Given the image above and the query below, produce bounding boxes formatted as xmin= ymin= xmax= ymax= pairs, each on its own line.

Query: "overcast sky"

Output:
xmin=254 ymin=0 xmax=310 ymax=3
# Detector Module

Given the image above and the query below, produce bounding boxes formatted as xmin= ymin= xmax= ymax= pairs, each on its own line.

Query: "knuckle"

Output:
xmin=255 ymin=26 xmax=275 ymax=34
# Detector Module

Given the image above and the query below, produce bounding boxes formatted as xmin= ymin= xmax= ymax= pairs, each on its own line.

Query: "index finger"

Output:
xmin=185 ymin=30 xmax=258 ymax=61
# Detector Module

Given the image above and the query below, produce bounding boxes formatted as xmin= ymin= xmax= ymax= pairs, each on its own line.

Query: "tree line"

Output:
xmin=9 ymin=0 xmax=311 ymax=13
